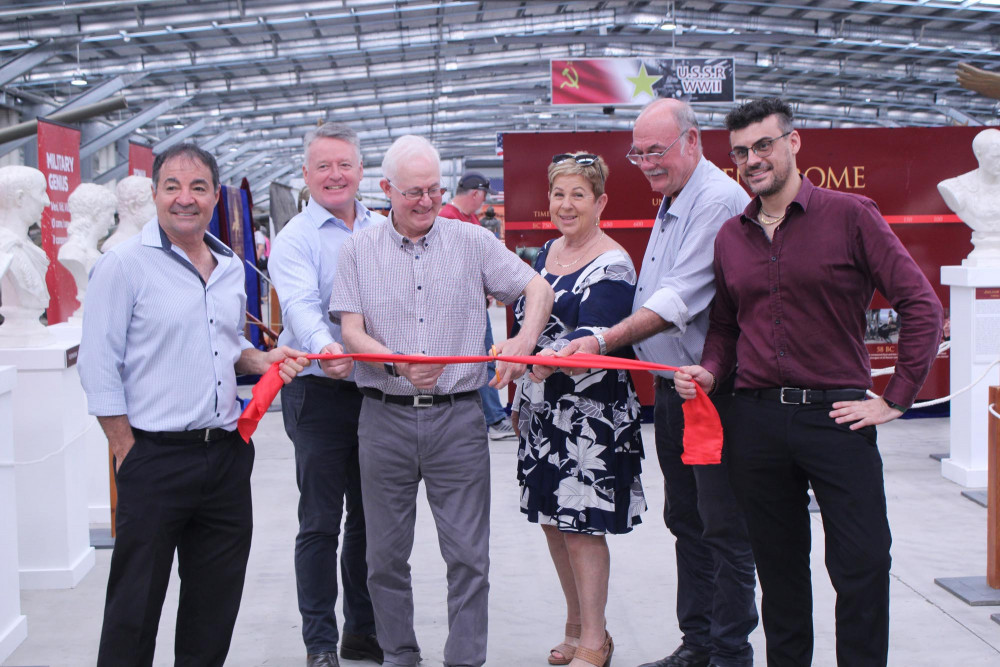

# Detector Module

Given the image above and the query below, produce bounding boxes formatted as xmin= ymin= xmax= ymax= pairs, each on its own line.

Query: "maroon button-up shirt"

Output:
xmin=700 ymin=176 xmax=943 ymax=407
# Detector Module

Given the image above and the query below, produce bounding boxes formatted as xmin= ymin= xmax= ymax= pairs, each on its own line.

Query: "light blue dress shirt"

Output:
xmin=268 ymin=197 xmax=385 ymax=379
xmin=633 ymin=156 xmax=750 ymax=376
xmin=79 ymin=218 xmax=255 ymax=431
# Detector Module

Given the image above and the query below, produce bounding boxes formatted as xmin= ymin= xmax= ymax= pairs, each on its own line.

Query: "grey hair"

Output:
xmin=304 ymin=122 xmax=363 ymax=165
xmin=381 ymin=135 xmax=440 ymax=184
xmin=637 ymin=98 xmax=702 ymax=150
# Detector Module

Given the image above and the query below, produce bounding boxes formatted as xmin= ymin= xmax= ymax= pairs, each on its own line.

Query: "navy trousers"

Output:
xmin=654 ymin=378 xmax=758 ymax=667
xmin=281 ymin=375 xmax=376 ymax=654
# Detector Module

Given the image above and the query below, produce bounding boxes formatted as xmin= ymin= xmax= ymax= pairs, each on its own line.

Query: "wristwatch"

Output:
xmin=594 ymin=332 xmax=608 ymax=356
xmin=384 ymin=362 xmax=398 ymax=377
xmin=884 ymin=398 xmax=908 ymax=413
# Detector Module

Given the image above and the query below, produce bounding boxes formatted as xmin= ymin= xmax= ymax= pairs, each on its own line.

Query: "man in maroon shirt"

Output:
xmin=675 ymin=98 xmax=942 ymax=667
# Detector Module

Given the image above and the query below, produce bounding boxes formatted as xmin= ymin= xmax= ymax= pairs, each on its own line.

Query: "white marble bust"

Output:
xmin=102 ymin=175 xmax=153 ymax=252
xmin=0 ymin=165 xmax=51 ymax=343
xmin=938 ymin=128 xmax=1000 ymax=267
xmin=59 ymin=183 xmax=117 ymax=321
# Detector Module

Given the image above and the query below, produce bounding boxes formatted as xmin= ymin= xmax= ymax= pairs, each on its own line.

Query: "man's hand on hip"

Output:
xmin=830 ymin=396 xmax=903 ymax=429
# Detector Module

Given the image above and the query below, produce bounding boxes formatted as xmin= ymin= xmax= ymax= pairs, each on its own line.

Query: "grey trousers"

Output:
xmin=358 ymin=394 xmax=490 ymax=667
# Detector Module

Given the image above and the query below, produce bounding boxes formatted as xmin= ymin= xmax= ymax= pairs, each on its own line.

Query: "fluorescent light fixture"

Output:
xmin=659 ymin=22 xmax=677 ymax=31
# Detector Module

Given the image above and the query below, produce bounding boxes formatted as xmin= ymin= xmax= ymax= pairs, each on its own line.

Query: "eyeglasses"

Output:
xmin=625 ymin=132 xmax=684 ymax=166
xmin=729 ymin=131 xmax=793 ymax=165
xmin=552 ymin=153 xmax=605 ymax=184
xmin=388 ymin=181 xmax=448 ymax=201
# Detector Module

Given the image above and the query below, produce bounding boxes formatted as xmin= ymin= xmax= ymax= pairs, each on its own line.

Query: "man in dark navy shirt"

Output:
xmin=676 ymin=98 xmax=942 ymax=667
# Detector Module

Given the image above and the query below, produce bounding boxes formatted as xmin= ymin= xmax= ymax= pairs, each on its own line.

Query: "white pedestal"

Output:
xmin=49 ymin=323 xmax=110 ymax=525
xmin=940 ymin=265 xmax=1000 ymax=488
xmin=0 ymin=366 xmax=27 ymax=662
xmin=0 ymin=334 xmax=95 ymax=589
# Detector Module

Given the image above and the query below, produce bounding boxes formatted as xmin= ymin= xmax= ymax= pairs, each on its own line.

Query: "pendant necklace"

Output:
xmin=553 ymin=229 xmax=604 ymax=268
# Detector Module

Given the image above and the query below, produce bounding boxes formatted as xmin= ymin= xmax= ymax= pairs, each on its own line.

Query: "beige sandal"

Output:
xmin=548 ymin=622 xmax=581 ymax=665
xmin=573 ymin=632 xmax=614 ymax=667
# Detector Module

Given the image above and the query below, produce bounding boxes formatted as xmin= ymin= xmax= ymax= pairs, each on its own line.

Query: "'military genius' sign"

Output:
xmin=551 ymin=58 xmax=735 ymax=105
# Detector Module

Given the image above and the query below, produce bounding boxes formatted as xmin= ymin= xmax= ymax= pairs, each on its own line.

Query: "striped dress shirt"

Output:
xmin=330 ymin=214 xmax=537 ymax=394
xmin=269 ymin=197 xmax=385 ymax=380
xmin=79 ymin=218 xmax=254 ymax=432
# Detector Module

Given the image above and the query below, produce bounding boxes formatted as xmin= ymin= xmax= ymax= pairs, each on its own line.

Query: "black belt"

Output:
xmin=360 ymin=387 xmax=478 ymax=407
xmin=132 ymin=427 xmax=236 ymax=443
xmin=737 ymin=387 xmax=867 ymax=405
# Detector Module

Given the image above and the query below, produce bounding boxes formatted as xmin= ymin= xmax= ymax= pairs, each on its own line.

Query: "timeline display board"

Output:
xmin=503 ymin=126 xmax=980 ymax=406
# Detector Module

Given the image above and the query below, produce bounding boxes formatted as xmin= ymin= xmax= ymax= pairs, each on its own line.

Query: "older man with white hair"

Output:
xmin=331 ymin=134 xmax=553 ymax=667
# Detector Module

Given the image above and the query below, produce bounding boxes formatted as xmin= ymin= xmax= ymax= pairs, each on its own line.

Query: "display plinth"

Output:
xmin=0 ymin=334 xmax=95 ymax=589
xmin=48 ymin=323 xmax=109 ymax=525
xmin=940 ymin=266 xmax=1000 ymax=488
xmin=0 ymin=365 xmax=26 ymax=662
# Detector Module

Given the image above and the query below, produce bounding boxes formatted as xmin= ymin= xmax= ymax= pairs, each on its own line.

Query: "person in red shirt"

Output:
xmin=675 ymin=98 xmax=942 ymax=667
xmin=439 ymin=171 xmax=492 ymax=224
xmin=439 ymin=171 xmax=516 ymax=441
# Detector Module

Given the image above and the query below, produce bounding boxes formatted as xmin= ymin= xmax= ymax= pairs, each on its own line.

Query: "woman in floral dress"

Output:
xmin=510 ymin=152 xmax=645 ymax=667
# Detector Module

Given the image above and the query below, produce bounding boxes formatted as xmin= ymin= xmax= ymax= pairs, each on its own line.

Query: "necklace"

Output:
xmin=758 ymin=209 xmax=786 ymax=226
xmin=553 ymin=229 xmax=604 ymax=268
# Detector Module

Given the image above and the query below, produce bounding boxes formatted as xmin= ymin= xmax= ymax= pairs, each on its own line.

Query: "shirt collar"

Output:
xmin=142 ymin=216 xmax=233 ymax=258
xmin=386 ymin=210 xmax=439 ymax=248
xmin=305 ymin=196 xmax=373 ymax=231
xmin=663 ymin=156 xmax=712 ymax=222
xmin=739 ymin=173 xmax=815 ymax=225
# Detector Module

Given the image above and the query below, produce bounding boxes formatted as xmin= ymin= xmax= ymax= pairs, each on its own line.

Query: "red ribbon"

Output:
xmin=238 ymin=352 xmax=723 ymax=465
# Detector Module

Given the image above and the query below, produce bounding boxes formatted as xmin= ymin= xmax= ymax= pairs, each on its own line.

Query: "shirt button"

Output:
xmin=419 ymin=318 xmax=424 ymax=322
xmin=417 ymin=285 xmax=422 ymax=290
xmin=638 ymin=287 xmax=643 ymax=292
xmin=651 ymin=257 xmax=655 ymax=261
xmin=770 ymin=256 xmax=777 ymax=262
xmin=214 ymin=351 xmax=218 ymax=356
xmin=210 ymin=318 xmax=214 ymax=323
xmin=216 ymin=412 xmax=220 ymax=417
xmin=772 ymin=287 xmax=777 ymax=293
xmin=779 ymin=351 xmax=785 ymax=357
xmin=775 ymin=319 xmax=780 ymax=324
xmin=217 ymin=381 xmax=222 ymax=386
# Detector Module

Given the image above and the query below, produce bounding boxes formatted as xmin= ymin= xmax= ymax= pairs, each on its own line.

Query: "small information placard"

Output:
xmin=975 ymin=287 xmax=1000 ymax=362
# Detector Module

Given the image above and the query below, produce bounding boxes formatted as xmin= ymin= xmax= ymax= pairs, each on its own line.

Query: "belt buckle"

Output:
xmin=413 ymin=395 xmax=434 ymax=408
xmin=779 ymin=387 xmax=808 ymax=405
xmin=203 ymin=428 xmax=212 ymax=442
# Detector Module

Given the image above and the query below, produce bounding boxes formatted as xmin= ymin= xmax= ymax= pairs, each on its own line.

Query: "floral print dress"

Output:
xmin=511 ymin=242 xmax=646 ymax=534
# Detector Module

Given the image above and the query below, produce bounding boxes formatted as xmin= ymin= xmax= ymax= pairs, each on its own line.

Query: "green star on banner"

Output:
xmin=627 ymin=63 xmax=662 ymax=99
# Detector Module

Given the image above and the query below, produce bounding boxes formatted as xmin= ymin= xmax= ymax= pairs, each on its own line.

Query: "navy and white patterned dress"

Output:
xmin=511 ymin=241 xmax=646 ymax=535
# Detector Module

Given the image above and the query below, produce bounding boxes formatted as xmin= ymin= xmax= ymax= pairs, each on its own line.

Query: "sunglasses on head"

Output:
xmin=552 ymin=153 xmax=599 ymax=165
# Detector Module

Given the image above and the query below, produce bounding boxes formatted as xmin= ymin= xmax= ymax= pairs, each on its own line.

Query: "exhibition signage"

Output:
xmin=551 ymin=58 xmax=735 ymax=105
xmin=128 ymin=141 xmax=153 ymax=178
xmin=36 ymin=118 xmax=81 ymax=325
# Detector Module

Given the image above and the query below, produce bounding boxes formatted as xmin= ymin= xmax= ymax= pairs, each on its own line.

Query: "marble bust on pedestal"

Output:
xmin=0 ymin=165 xmax=51 ymax=345
xmin=59 ymin=183 xmax=116 ymax=321
xmin=102 ymin=175 xmax=153 ymax=252
xmin=938 ymin=128 xmax=1000 ymax=267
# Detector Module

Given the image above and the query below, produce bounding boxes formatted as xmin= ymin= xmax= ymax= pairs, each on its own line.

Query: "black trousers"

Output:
xmin=281 ymin=376 xmax=375 ymax=654
xmin=726 ymin=394 xmax=891 ymax=667
xmin=654 ymin=379 xmax=758 ymax=667
xmin=97 ymin=429 xmax=254 ymax=667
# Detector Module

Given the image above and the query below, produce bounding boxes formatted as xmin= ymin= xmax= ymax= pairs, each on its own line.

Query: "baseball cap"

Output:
xmin=458 ymin=171 xmax=496 ymax=194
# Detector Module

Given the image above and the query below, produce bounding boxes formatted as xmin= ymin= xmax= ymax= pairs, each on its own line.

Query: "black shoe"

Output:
xmin=638 ymin=644 xmax=711 ymax=667
xmin=307 ymin=651 xmax=340 ymax=667
xmin=340 ymin=632 xmax=384 ymax=663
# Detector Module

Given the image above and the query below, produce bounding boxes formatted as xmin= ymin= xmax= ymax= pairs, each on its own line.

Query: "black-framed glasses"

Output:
xmin=552 ymin=153 xmax=605 ymax=184
xmin=729 ymin=131 xmax=793 ymax=165
xmin=388 ymin=181 xmax=448 ymax=201
xmin=625 ymin=132 xmax=684 ymax=166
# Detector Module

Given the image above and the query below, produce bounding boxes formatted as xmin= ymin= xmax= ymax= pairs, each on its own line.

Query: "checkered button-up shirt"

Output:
xmin=331 ymin=214 xmax=537 ymax=394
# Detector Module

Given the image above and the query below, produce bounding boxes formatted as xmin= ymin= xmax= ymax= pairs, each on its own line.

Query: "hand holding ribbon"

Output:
xmin=238 ymin=352 xmax=724 ymax=465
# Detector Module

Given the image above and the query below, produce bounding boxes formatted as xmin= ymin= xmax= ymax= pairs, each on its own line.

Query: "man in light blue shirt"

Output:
xmin=555 ymin=99 xmax=758 ymax=667
xmin=79 ymin=143 xmax=307 ymax=667
xmin=268 ymin=122 xmax=385 ymax=667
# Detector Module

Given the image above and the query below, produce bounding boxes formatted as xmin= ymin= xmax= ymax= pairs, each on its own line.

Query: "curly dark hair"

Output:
xmin=725 ymin=98 xmax=794 ymax=133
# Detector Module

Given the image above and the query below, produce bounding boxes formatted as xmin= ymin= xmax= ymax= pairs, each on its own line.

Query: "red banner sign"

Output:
xmin=37 ymin=119 xmax=81 ymax=324
xmin=128 ymin=141 xmax=153 ymax=178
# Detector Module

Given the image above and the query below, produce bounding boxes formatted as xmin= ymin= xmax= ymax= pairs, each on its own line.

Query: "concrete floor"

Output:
xmin=4 ymin=310 xmax=1000 ymax=666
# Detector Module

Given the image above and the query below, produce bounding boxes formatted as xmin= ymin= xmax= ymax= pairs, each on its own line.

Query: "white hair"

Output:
xmin=381 ymin=135 xmax=440 ymax=183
